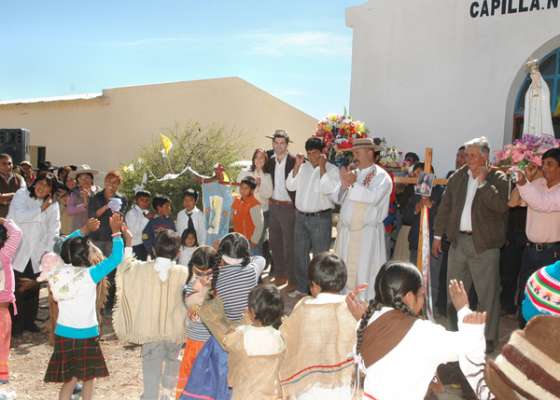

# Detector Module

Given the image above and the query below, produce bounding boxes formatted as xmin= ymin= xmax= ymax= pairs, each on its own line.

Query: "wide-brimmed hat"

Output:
xmin=351 ymin=137 xmax=381 ymax=152
xmin=484 ymin=315 xmax=560 ymax=400
xmin=266 ymin=129 xmax=293 ymax=143
xmin=69 ymin=164 xmax=99 ymax=179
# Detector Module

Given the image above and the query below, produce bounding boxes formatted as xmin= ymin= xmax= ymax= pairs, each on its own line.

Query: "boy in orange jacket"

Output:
xmin=232 ymin=176 xmax=264 ymax=256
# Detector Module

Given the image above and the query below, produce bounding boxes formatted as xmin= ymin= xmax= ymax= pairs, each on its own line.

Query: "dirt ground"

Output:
xmin=3 ymin=286 xmax=517 ymax=399
xmin=5 ymin=288 xmax=143 ymax=400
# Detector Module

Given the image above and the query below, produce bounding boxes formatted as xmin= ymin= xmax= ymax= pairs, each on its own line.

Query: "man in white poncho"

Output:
xmin=322 ymin=138 xmax=392 ymax=300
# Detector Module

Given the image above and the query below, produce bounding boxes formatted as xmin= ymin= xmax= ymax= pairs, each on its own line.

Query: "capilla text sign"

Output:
xmin=470 ymin=0 xmax=558 ymax=17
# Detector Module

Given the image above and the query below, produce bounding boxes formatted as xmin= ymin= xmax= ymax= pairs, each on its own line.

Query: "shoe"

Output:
xmin=287 ymin=290 xmax=305 ymax=299
xmin=24 ymin=322 xmax=41 ymax=333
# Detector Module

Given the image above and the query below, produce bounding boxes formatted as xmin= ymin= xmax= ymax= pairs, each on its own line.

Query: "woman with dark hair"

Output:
xmin=349 ymin=261 xmax=486 ymax=400
xmin=7 ymin=172 xmax=60 ymax=334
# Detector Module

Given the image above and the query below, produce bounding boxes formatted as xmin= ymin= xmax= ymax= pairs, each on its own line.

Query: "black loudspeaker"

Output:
xmin=0 ymin=129 xmax=30 ymax=164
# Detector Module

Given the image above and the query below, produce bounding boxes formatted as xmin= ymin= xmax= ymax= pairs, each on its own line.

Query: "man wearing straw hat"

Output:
xmin=327 ymin=137 xmax=392 ymax=300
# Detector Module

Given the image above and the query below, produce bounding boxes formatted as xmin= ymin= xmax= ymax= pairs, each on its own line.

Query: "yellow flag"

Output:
xmin=554 ymin=97 xmax=560 ymax=117
xmin=160 ymin=133 xmax=173 ymax=155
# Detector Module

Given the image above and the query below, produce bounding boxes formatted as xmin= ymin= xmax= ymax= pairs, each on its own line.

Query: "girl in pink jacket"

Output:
xmin=0 ymin=218 xmax=23 ymax=383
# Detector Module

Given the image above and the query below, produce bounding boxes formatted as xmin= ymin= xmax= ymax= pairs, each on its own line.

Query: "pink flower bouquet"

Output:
xmin=495 ymin=134 xmax=560 ymax=169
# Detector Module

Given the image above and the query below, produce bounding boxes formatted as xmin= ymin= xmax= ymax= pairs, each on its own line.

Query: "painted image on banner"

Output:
xmin=470 ymin=0 xmax=558 ymax=18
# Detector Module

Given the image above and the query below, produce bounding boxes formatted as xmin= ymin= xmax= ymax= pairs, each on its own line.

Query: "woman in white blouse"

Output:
xmin=8 ymin=172 xmax=60 ymax=334
xmin=237 ymin=148 xmax=273 ymax=256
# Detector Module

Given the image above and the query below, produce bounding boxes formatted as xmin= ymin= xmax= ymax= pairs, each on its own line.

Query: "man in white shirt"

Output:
xmin=265 ymin=130 xmax=297 ymax=290
xmin=125 ymin=190 xmax=152 ymax=260
xmin=176 ymin=188 xmax=207 ymax=246
xmin=324 ymin=138 xmax=393 ymax=300
xmin=286 ymin=137 xmax=339 ymax=296
xmin=433 ymin=137 xmax=508 ymax=352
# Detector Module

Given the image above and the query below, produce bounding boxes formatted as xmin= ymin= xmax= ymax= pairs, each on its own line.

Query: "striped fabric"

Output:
xmin=280 ymin=358 xmax=354 ymax=386
xmin=215 ymin=260 xmax=261 ymax=322
xmin=184 ymin=282 xmax=211 ymax=342
xmin=485 ymin=317 xmax=560 ymax=400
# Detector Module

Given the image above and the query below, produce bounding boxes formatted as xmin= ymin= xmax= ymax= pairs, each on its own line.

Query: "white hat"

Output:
xmin=69 ymin=164 xmax=98 ymax=179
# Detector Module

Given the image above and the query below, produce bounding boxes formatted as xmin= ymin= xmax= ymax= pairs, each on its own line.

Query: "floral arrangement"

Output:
xmin=495 ymin=134 xmax=560 ymax=169
xmin=314 ymin=112 xmax=368 ymax=166
xmin=377 ymin=138 xmax=404 ymax=169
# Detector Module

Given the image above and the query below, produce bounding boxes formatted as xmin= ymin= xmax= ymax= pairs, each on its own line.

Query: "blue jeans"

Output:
xmin=294 ymin=210 xmax=333 ymax=293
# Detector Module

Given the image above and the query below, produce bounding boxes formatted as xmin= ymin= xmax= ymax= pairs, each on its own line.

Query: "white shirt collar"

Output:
xmin=306 ymin=292 xmax=345 ymax=304
xmin=154 ymin=257 xmax=175 ymax=282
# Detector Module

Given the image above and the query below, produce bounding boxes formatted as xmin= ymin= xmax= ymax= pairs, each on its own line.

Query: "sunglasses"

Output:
xmin=192 ymin=266 xmax=212 ymax=278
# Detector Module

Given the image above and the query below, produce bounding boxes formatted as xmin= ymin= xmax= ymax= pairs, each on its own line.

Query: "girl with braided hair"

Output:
xmin=178 ymin=232 xmax=265 ymax=399
xmin=348 ymin=261 xmax=486 ymax=400
xmin=175 ymin=245 xmax=219 ymax=398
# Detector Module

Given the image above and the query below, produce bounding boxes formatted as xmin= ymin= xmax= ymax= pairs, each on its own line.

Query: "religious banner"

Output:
xmin=202 ymin=181 xmax=233 ymax=245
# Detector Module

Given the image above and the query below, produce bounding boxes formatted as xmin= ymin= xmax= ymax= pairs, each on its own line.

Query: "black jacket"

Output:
xmin=265 ymin=153 xmax=296 ymax=204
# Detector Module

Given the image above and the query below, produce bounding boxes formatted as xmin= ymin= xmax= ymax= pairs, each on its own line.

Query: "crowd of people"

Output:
xmin=0 ymin=129 xmax=559 ymax=400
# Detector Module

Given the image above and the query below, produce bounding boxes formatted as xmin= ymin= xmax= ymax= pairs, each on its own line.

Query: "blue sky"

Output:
xmin=0 ymin=1 xmax=363 ymax=118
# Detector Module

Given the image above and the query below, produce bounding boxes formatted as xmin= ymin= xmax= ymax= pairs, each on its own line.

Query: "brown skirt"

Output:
xmin=44 ymin=335 xmax=109 ymax=382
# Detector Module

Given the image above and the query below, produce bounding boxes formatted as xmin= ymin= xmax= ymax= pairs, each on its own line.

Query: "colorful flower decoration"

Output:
xmin=314 ymin=112 xmax=369 ymax=166
xmin=495 ymin=134 xmax=560 ymax=169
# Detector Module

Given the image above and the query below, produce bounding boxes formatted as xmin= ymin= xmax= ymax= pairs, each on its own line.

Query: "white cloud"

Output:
xmin=239 ymin=31 xmax=352 ymax=58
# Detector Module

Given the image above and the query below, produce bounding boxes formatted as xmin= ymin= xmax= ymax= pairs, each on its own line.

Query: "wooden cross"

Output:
xmin=392 ymin=148 xmax=448 ymax=271
xmin=393 ymin=148 xmax=448 ymax=186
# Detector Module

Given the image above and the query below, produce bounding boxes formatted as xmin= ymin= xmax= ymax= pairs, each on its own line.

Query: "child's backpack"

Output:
xmin=180 ymin=336 xmax=231 ymax=400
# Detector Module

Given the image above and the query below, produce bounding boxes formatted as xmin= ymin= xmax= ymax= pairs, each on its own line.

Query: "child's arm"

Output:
xmin=64 ymin=218 xmax=101 ymax=242
xmin=89 ymin=214 xmax=125 ymax=284
xmin=248 ymin=255 xmax=266 ymax=282
xmin=0 ymin=218 xmax=22 ymax=259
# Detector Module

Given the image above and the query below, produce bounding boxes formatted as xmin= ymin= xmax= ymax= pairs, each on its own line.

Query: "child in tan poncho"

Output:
xmin=279 ymin=252 xmax=356 ymax=400
xmin=199 ymin=284 xmax=285 ymax=400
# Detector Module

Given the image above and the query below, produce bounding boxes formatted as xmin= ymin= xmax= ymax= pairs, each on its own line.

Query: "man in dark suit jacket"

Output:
xmin=265 ymin=130 xmax=297 ymax=290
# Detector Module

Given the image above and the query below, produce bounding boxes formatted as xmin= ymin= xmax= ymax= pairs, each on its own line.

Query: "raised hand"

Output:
xmin=81 ymin=218 xmax=101 ymax=235
xmin=109 ymin=213 xmax=124 ymax=234
xmin=449 ymin=279 xmax=469 ymax=311
xmin=345 ymin=284 xmax=369 ymax=321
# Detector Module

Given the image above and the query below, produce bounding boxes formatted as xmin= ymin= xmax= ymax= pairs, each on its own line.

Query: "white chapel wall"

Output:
xmin=347 ymin=0 xmax=560 ymax=173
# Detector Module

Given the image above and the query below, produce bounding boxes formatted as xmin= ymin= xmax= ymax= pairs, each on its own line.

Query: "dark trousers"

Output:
xmin=268 ymin=203 xmax=295 ymax=282
xmin=517 ymin=242 xmax=560 ymax=327
xmin=293 ymin=210 xmax=332 ymax=293
xmin=132 ymin=244 xmax=148 ymax=261
xmin=499 ymin=232 xmax=526 ymax=314
xmin=447 ymin=234 xmax=500 ymax=344
xmin=11 ymin=261 xmax=40 ymax=334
